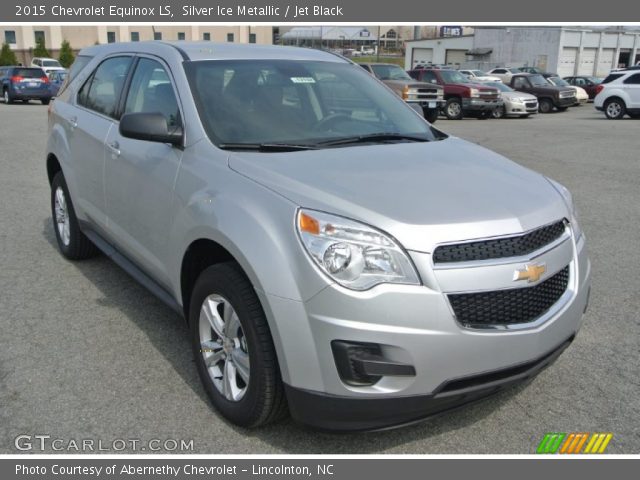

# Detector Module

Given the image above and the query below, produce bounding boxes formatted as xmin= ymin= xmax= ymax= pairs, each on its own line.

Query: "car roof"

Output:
xmin=79 ymin=41 xmax=349 ymax=63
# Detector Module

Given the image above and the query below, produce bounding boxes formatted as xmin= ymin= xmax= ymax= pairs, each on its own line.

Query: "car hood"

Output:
xmin=227 ymin=138 xmax=568 ymax=252
xmin=502 ymin=91 xmax=537 ymax=101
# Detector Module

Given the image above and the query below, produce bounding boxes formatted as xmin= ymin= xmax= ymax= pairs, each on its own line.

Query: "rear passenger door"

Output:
xmin=70 ymin=55 xmax=133 ymax=230
xmin=104 ymin=56 xmax=183 ymax=286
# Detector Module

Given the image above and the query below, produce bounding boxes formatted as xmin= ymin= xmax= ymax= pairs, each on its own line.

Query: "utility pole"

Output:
xmin=376 ymin=26 xmax=381 ymax=62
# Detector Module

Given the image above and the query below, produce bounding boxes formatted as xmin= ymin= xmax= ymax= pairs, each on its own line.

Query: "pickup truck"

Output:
xmin=360 ymin=63 xmax=445 ymax=123
xmin=407 ymin=68 xmax=502 ymax=119
xmin=508 ymin=73 xmax=576 ymax=113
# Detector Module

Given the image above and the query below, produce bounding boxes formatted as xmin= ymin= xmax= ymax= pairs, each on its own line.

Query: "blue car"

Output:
xmin=48 ymin=70 xmax=68 ymax=97
xmin=0 ymin=66 xmax=52 ymax=104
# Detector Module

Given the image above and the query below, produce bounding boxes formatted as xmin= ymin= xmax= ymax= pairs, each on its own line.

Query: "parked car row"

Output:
xmin=0 ymin=65 xmax=68 ymax=104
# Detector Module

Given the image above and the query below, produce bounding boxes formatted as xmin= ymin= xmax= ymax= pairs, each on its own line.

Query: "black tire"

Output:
xmin=41 ymin=98 xmax=51 ymax=105
xmin=50 ymin=172 xmax=99 ymax=260
xmin=3 ymin=88 xmax=13 ymax=104
xmin=190 ymin=262 xmax=287 ymax=428
xmin=556 ymin=106 xmax=568 ymax=112
xmin=604 ymin=98 xmax=626 ymax=119
xmin=444 ymin=98 xmax=463 ymax=120
xmin=423 ymin=107 xmax=438 ymax=123
xmin=22 ymin=99 xmax=30 ymax=104
xmin=492 ymin=105 xmax=506 ymax=119
xmin=538 ymin=98 xmax=553 ymax=113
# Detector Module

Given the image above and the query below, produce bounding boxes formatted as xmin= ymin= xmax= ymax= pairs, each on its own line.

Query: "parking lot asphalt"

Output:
xmin=1 ymin=103 xmax=639 ymax=454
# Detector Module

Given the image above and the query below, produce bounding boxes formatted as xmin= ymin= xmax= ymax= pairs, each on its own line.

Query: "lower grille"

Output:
xmin=448 ymin=266 xmax=570 ymax=327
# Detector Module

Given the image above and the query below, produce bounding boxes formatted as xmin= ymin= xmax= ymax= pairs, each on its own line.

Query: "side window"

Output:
xmin=494 ymin=69 xmax=506 ymax=74
xmin=78 ymin=56 xmax=132 ymax=118
xmin=513 ymin=77 xmax=528 ymax=89
xmin=124 ymin=58 xmax=180 ymax=128
xmin=623 ymin=73 xmax=640 ymax=85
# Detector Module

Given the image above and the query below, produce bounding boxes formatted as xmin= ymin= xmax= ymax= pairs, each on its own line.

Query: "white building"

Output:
xmin=405 ymin=27 xmax=640 ymax=77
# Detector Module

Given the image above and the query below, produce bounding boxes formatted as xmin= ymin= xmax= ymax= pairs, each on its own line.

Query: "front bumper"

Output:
xmin=408 ymin=99 xmax=446 ymax=109
xmin=505 ymin=100 xmax=539 ymax=115
xmin=286 ymin=335 xmax=574 ymax=431
xmin=462 ymin=97 xmax=503 ymax=111
xmin=556 ymin=96 xmax=576 ymax=107
xmin=264 ymin=231 xmax=590 ymax=431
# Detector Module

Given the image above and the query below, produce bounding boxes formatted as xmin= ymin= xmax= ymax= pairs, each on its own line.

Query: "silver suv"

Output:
xmin=47 ymin=42 xmax=591 ymax=431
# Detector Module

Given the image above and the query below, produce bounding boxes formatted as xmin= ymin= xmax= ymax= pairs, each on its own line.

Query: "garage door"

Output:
xmin=596 ymin=48 xmax=615 ymax=77
xmin=445 ymin=49 xmax=467 ymax=68
xmin=412 ymin=48 xmax=433 ymax=68
xmin=578 ymin=48 xmax=597 ymax=76
xmin=558 ymin=47 xmax=577 ymax=77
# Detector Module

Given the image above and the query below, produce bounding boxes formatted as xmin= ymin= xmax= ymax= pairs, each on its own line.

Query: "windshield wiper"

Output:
xmin=218 ymin=143 xmax=318 ymax=152
xmin=316 ymin=133 xmax=430 ymax=147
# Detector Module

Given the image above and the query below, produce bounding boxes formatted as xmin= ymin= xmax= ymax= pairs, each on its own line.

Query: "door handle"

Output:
xmin=107 ymin=140 xmax=120 ymax=157
xmin=67 ymin=116 xmax=78 ymax=129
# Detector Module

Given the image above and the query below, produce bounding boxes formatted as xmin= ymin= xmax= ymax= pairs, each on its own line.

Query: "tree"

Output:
xmin=32 ymin=36 xmax=50 ymax=58
xmin=0 ymin=43 xmax=18 ymax=66
xmin=58 ymin=40 xmax=75 ymax=68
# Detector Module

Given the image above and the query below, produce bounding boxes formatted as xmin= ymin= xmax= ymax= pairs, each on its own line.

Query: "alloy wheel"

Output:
xmin=199 ymin=294 xmax=250 ymax=402
xmin=606 ymin=101 xmax=622 ymax=118
xmin=54 ymin=186 xmax=71 ymax=246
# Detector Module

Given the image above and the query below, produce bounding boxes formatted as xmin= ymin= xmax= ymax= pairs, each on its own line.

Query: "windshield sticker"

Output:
xmin=290 ymin=77 xmax=316 ymax=84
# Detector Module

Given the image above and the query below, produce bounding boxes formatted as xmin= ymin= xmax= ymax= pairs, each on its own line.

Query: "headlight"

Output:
xmin=296 ymin=209 xmax=421 ymax=290
xmin=546 ymin=178 xmax=583 ymax=240
xmin=469 ymin=88 xmax=480 ymax=98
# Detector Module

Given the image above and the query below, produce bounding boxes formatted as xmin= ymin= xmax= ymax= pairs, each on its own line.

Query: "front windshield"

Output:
xmin=185 ymin=60 xmax=440 ymax=147
xmin=487 ymin=82 xmax=513 ymax=92
xmin=371 ymin=64 xmax=412 ymax=81
xmin=529 ymin=74 xmax=550 ymax=86
xmin=43 ymin=60 xmax=61 ymax=67
xmin=439 ymin=70 xmax=469 ymax=83
xmin=549 ymin=77 xmax=569 ymax=86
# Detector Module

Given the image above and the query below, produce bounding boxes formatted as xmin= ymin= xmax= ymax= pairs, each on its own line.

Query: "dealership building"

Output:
xmin=405 ymin=26 xmax=640 ymax=77
xmin=1 ymin=26 xmax=273 ymax=65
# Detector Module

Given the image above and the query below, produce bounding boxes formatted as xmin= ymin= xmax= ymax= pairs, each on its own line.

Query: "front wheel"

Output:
xmin=3 ymin=88 xmax=12 ymax=104
xmin=423 ymin=107 xmax=439 ymax=123
xmin=444 ymin=98 xmax=463 ymax=120
xmin=604 ymin=98 xmax=626 ymax=119
xmin=538 ymin=98 xmax=553 ymax=113
xmin=190 ymin=263 xmax=288 ymax=428
xmin=41 ymin=98 xmax=51 ymax=105
xmin=492 ymin=105 xmax=506 ymax=119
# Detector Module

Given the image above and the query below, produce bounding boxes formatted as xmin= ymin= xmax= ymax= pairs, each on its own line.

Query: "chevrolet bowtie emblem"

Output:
xmin=514 ymin=263 xmax=547 ymax=283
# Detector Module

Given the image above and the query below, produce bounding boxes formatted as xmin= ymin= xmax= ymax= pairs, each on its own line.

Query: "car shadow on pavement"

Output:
xmin=42 ymin=219 xmax=524 ymax=453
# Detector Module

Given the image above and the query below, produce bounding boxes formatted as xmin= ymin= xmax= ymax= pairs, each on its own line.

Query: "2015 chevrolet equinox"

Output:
xmin=47 ymin=42 xmax=591 ymax=431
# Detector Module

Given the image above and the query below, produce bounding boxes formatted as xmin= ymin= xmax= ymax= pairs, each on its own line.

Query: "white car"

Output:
xmin=545 ymin=76 xmax=589 ymax=105
xmin=31 ymin=57 xmax=66 ymax=75
xmin=594 ymin=69 xmax=640 ymax=119
xmin=459 ymin=69 xmax=502 ymax=83
xmin=486 ymin=67 xmax=522 ymax=83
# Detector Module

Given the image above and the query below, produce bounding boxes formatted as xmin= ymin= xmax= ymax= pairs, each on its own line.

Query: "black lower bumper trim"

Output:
xmin=285 ymin=336 xmax=573 ymax=432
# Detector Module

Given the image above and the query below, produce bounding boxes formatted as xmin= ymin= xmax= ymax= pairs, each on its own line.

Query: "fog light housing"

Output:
xmin=331 ymin=340 xmax=416 ymax=386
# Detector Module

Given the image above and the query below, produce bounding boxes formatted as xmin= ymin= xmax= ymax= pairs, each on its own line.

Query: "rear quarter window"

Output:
xmin=602 ymin=73 xmax=624 ymax=84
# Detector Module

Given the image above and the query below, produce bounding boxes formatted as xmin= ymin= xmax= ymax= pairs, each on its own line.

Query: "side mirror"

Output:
xmin=119 ymin=112 xmax=183 ymax=146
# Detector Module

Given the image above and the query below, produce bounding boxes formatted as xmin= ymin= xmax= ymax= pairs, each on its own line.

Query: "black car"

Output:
xmin=0 ymin=66 xmax=52 ymax=104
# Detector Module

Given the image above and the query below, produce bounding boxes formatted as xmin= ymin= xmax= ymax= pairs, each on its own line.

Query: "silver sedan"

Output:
xmin=487 ymin=81 xmax=539 ymax=118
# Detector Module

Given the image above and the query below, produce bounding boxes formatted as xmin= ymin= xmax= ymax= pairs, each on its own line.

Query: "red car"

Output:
xmin=563 ymin=76 xmax=604 ymax=99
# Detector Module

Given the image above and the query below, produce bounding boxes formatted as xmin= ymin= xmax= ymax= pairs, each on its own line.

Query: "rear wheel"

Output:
xmin=444 ymin=98 xmax=463 ymax=120
xmin=50 ymin=172 xmax=99 ymax=260
xmin=41 ymin=98 xmax=51 ymax=105
xmin=423 ymin=107 xmax=439 ymax=123
xmin=190 ymin=263 xmax=287 ymax=428
xmin=604 ymin=98 xmax=626 ymax=119
xmin=538 ymin=98 xmax=553 ymax=113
